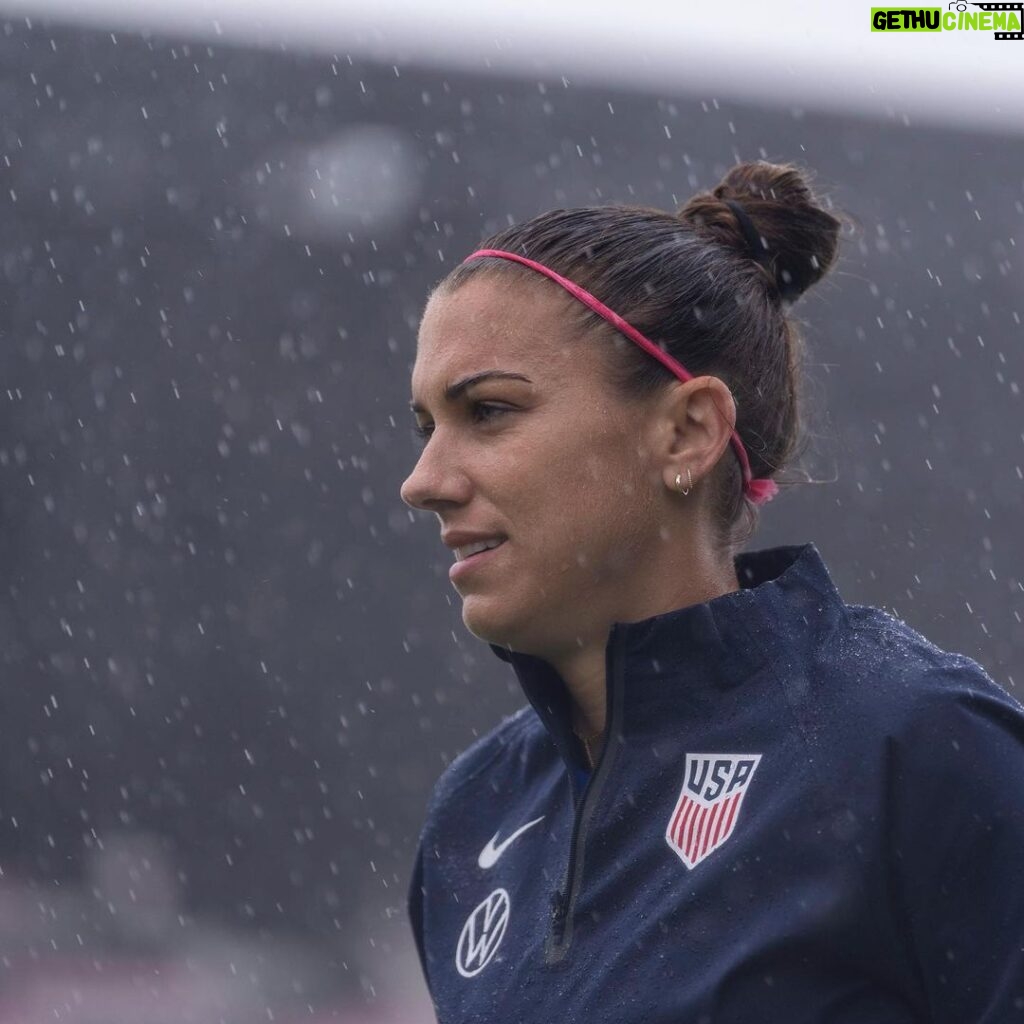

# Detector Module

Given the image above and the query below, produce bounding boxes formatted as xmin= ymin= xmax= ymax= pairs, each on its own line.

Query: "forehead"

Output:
xmin=410 ymin=274 xmax=581 ymax=398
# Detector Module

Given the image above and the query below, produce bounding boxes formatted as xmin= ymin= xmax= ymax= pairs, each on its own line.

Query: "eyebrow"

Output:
xmin=409 ymin=370 xmax=534 ymax=415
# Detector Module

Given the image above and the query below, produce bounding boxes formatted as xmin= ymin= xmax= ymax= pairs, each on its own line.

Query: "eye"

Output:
xmin=410 ymin=402 xmax=511 ymax=445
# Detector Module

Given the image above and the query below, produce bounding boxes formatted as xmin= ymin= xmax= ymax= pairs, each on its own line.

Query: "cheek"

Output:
xmin=498 ymin=416 xmax=652 ymax=544
xmin=541 ymin=445 xmax=654 ymax=566
xmin=576 ymin=429 xmax=653 ymax=508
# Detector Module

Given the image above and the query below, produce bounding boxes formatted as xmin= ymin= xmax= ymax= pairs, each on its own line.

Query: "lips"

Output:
xmin=455 ymin=537 xmax=506 ymax=562
xmin=449 ymin=538 xmax=507 ymax=582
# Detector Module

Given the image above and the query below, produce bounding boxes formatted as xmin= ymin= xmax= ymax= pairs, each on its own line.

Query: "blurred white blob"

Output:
xmin=242 ymin=124 xmax=422 ymax=242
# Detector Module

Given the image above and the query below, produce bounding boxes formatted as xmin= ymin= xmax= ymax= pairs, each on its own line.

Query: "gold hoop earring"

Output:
xmin=675 ymin=468 xmax=692 ymax=496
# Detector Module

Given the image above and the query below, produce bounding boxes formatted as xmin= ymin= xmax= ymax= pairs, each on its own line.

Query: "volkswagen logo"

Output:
xmin=455 ymin=888 xmax=510 ymax=978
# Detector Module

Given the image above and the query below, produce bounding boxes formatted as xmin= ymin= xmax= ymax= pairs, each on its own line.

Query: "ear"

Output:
xmin=657 ymin=376 xmax=737 ymax=492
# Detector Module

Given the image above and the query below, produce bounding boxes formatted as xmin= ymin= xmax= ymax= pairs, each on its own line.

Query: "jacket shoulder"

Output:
xmin=845 ymin=602 xmax=1014 ymax=692
xmin=844 ymin=608 xmax=1024 ymax=1022
xmin=808 ymin=601 xmax=1023 ymax=737
xmin=423 ymin=704 xmax=543 ymax=817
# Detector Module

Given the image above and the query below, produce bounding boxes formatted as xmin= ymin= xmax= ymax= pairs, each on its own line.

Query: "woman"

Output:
xmin=399 ymin=160 xmax=1024 ymax=1023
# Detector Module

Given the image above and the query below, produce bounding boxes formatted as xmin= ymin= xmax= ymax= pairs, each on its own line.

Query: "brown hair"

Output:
xmin=434 ymin=159 xmax=848 ymax=554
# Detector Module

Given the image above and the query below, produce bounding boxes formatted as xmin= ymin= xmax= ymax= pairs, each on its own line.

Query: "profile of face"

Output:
xmin=400 ymin=274 xmax=732 ymax=663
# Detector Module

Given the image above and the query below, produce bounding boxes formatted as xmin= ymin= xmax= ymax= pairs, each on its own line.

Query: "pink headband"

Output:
xmin=461 ymin=248 xmax=779 ymax=506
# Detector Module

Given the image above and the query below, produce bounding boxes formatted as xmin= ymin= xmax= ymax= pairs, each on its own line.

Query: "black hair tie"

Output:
xmin=723 ymin=198 xmax=771 ymax=271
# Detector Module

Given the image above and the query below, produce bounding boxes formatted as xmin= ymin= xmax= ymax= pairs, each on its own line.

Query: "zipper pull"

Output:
xmin=550 ymin=890 xmax=567 ymax=925
xmin=550 ymin=889 xmax=568 ymax=943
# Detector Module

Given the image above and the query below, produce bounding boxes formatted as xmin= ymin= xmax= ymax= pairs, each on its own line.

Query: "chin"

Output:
xmin=460 ymin=597 xmax=506 ymax=641
xmin=460 ymin=594 xmax=524 ymax=649
xmin=462 ymin=594 xmax=569 ymax=663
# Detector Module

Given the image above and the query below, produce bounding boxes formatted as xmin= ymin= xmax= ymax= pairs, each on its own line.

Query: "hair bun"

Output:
xmin=677 ymin=160 xmax=843 ymax=304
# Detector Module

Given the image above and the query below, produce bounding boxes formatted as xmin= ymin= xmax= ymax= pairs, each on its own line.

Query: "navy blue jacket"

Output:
xmin=407 ymin=542 xmax=1024 ymax=1022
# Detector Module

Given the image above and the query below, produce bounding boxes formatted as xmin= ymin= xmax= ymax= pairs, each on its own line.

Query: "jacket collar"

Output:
xmin=487 ymin=542 xmax=847 ymax=768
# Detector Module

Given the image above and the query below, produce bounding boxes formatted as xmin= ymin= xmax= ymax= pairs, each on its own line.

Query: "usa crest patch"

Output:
xmin=665 ymin=753 xmax=761 ymax=869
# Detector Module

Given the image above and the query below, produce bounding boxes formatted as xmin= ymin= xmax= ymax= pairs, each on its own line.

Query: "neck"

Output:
xmin=547 ymin=557 xmax=742 ymax=741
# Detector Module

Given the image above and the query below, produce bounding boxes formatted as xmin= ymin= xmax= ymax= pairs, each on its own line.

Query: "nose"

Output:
xmin=399 ymin=438 xmax=471 ymax=511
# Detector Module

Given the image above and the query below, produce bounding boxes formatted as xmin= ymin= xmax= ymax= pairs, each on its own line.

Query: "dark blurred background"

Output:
xmin=0 ymin=7 xmax=1022 ymax=1022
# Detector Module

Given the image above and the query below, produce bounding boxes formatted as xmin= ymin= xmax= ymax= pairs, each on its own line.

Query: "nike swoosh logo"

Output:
xmin=478 ymin=815 xmax=545 ymax=869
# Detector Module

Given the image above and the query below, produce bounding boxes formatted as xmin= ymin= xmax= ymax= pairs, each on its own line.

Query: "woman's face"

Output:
xmin=400 ymin=274 xmax=675 ymax=660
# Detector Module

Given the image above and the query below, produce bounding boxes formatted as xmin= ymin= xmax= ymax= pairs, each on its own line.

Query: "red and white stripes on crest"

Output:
xmin=669 ymin=788 xmax=746 ymax=868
